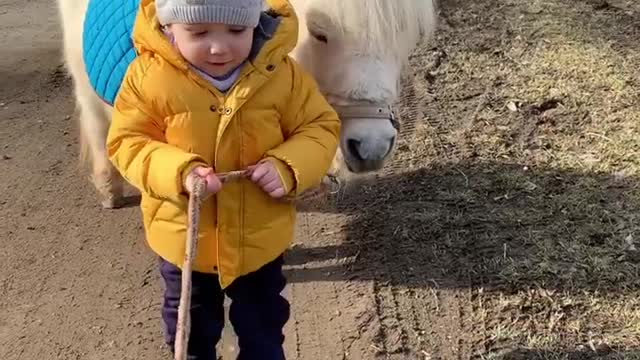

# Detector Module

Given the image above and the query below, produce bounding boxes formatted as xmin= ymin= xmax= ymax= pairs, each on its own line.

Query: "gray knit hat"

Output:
xmin=156 ymin=0 xmax=263 ymax=27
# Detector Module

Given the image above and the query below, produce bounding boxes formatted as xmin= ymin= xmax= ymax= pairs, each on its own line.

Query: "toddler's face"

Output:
xmin=169 ymin=22 xmax=253 ymax=77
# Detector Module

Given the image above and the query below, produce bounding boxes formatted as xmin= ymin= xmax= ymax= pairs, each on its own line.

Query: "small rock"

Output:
xmin=613 ymin=170 xmax=629 ymax=182
xmin=2 ymin=155 xmax=10 ymax=160
xmin=592 ymin=0 xmax=611 ymax=10
xmin=26 ymin=226 xmax=36 ymax=230
xmin=595 ymin=342 xmax=612 ymax=353
xmin=507 ymin=101 xmax=519 ymax=112
xmin=624 ymin=234 xmax=636 ymax=251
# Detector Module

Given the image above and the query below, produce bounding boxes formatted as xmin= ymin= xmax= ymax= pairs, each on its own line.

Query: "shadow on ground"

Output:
xmin=497 ymin=348 xmax=640 ymax=360
xmin=286 ymin=161 xmax=640 ymax=295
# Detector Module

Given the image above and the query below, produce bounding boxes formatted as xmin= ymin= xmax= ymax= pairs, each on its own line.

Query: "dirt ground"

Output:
xmin=1 ymin=0 xmax=640 ymax=359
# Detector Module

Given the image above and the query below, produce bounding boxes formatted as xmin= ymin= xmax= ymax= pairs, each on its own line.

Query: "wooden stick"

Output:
xmin=217 ymin=170 xmax=250 ymax=183
xmin=174 ymin=177 xmax=205 ymax=360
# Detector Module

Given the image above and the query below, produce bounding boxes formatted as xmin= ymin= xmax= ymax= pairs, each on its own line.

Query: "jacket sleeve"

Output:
xmin=106 ymin=60 xmax=207 ymax=202
xmin=265 ymin=57 xmax=341 ymax=196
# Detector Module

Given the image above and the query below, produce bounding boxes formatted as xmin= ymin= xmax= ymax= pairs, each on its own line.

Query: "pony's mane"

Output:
xmin=307 ymin=0 xmax=436 ymax=57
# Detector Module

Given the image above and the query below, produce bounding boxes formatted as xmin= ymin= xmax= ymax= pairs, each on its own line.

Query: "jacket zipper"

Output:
xmin=239 ymin=111 xmax=245 ymax=277
xmin=215 ymin=95 xmax=223 ymax=283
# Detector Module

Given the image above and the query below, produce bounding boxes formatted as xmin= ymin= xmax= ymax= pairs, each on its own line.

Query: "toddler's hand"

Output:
xmin=247 ymin=160 xmax=286 ymax=198
xmin=184 ymin=166 xmax=222 ymax=196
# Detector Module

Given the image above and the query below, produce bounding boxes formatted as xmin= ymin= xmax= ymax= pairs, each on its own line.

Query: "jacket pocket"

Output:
xmin=239 ymin=109 xmax=284 ymax=163
xmin=140 ymin=195 xmax=163 ymax=231
xmin=165 ymin=113 xmax=194 ymax=152
xmin=166 ymin=111 xmax=219 ymax=162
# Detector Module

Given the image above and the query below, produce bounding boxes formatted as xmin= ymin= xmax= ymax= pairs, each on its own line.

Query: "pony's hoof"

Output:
xmin=101 ymin=197 xmax=122 ymax=209
xmin=94 ymin=178 xmax=124 ymax=209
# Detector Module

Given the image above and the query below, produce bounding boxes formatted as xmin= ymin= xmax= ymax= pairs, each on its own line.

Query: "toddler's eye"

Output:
xmin=229 ymin=27 xmax=247 ymax=34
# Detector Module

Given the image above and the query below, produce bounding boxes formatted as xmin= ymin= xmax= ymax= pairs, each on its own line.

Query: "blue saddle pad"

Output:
xmin=83 ymin=0 xmax=140 ymax=105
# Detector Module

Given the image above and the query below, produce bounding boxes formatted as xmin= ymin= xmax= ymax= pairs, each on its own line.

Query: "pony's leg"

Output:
xmin=56 ymin=0 xmax=124 ymax=208
xmin=77 ymin=92 xmax=124 ymax=209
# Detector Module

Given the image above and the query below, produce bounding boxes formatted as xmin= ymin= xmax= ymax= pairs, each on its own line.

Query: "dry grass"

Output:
xmin=415 ymin=0 xmax=639 ymax=355
xmin=330 ymin=0 xmax=640 ymax=356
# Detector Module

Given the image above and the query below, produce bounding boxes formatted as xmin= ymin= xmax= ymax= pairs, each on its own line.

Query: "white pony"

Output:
xmin=55 ymin=0 xmax=436 ymax=208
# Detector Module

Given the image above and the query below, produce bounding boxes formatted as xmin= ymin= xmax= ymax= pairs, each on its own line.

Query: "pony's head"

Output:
xmin=289 ymin=0 xmax=436 ymax=176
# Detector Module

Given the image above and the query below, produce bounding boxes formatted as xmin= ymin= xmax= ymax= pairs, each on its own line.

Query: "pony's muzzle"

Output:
xmin=335 ymin=104 xmax=398 ymax=173
xmin=344 ymin=134 xmax=395 ymax=172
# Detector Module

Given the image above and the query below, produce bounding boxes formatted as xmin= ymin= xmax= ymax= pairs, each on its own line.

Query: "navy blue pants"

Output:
xmin=160 ymin=255 xmax=289 ymax=360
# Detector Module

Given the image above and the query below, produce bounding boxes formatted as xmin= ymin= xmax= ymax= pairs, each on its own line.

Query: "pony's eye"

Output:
xmin=310 ymin=30 xmax=328 ymax=43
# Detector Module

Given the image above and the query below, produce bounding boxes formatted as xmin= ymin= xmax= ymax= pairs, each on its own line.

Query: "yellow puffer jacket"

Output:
xmin=106 ymin=0 xmax=340 ymax=288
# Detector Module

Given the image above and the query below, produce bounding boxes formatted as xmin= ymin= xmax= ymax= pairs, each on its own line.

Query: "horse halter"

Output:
xmin=332 ymin=103 xmax=400 ymax=132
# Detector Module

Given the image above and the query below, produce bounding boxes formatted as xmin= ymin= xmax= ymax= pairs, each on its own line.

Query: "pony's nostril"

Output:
xmin=347 ymin=139 xmax=364 ymax=162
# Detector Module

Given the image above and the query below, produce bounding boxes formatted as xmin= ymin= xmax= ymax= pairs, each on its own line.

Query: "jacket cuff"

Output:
xmin=180 ymin=160 xmax=208 ymax=194
xmin=266 ymin=157 xmax=296 ymax=195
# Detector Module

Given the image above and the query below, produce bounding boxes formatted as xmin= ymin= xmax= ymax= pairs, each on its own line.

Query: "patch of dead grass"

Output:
xmin=384 ymin=0 xmax=640 ymax=355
